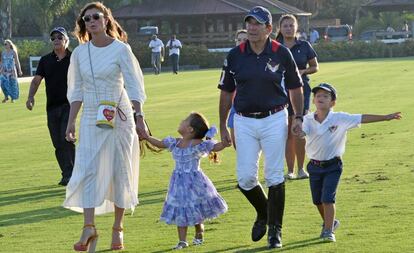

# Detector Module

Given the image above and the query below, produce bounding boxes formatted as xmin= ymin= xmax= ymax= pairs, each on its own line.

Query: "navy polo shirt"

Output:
xmin=218 ymin=38 xmax=302 ymax=113
xmin=36 ymin=50 xmax=71 ymax=112
xmin=279 ymin=39 xmax=317 ymax=83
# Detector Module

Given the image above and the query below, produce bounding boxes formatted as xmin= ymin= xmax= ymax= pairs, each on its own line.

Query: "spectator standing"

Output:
xmin=309 ymin=28 xmax=320 ymax=44
xmin=276 ymin=14 xmax=319 ymax=180
xmin=26 ymin=27 xmax=75 ymax=186
xmin=1 ymin=39 xmax=22 ymax=103
xmin=149 ymin=35 xmax=164 ymax=75
xmin=166 ymin=35 xmax=182 ymax=74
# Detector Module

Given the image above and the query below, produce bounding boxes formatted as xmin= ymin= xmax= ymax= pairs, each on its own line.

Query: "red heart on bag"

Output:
xmin=103 ymin=108 xmax=115 ymax=121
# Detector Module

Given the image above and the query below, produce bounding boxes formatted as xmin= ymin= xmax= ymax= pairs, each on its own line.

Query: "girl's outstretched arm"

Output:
xmin=145 ymin=136 xmax=167 ymax=149
xmin=212 ymin=141 xmax=231 ymax=152
xmin=361 ymin=112 xmax=402 ymax=124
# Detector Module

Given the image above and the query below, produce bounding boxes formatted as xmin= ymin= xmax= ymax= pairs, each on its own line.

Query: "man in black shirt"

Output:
xmin=218 ymin=6 xmax=304 ymax=248
xmin=26 ymin=27 xmax=74 ymax=186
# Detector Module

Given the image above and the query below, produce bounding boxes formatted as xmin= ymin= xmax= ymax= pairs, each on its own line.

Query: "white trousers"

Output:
xmin=234 ymin=109 xmax=288 ymax=190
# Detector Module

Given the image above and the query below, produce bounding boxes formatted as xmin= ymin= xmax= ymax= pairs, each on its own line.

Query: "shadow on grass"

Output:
xmin=0 ymin=206 xmax=77 ymax=227
xmin=0 ymin=184 xmax=61 ymax=195
xmin=230 ymin=238 xmax=323 ymax=252
xmin=0 ymin=187 xmax=65 ymax=207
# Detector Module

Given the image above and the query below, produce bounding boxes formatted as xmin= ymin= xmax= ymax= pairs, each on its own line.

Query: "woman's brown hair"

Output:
xmin=74 ymin=2 xmax=128 ymax=43
xmin=275 ymin=14 xmax=298 ymax=42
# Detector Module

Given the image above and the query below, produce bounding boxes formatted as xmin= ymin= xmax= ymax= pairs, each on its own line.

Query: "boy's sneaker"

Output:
xmin=173 ymin=241 xmax=189 ymax=250
xmin=297 ymin=168 xmax=309 ymax=179
xmin=320 ymin=219 xmax=340 ymax=237
xmin=321 ymin=229 xmax=336 ymax=242
xmin=285 ymin=173 xmax=296 ymax=180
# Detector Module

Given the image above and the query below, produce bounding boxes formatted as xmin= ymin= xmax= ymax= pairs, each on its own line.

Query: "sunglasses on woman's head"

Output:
xmin=50 ymin=35 xmax=64 ymax=41
xmin=82 ymin=12 xmax=104 ymax=22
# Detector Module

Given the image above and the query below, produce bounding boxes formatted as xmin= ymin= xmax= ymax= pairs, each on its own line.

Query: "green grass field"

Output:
xmin=0 ymin=58 xmax=413 ymax=252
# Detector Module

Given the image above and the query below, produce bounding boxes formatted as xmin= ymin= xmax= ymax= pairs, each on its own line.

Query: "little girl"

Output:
xmin=144 ymin=112 xmax=230 ymax=249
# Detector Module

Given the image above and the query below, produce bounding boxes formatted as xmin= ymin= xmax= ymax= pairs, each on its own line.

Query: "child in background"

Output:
xmin=301 ymin=83 xmax=401 ymax=242
xmin=144 ymin=112 xmax=230 ymax=249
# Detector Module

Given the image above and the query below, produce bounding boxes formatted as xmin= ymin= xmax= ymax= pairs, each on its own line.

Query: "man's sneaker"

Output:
xmin=321 ymin=230 xmax=336 ymax=242
xmin=320 ymin=219 xmax=340 ymax=237
xmin=285 ymin=173 xmax=296 ymax=180
xmin=297 ymin=168 xmax=309 ymax=179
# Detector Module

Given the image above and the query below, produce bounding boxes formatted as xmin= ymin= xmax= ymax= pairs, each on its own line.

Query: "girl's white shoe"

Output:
xmin=173 ymin=241 xmax=189 ymax=250
xmin=192 ymin=237 xmax=204 ymax=246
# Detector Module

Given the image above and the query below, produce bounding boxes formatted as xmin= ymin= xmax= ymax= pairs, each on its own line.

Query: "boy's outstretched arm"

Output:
xmin=145 ymin=136 xmax=167 ymax=149
xmin=361 ymin=112 xmax=402 ymax=124
xmin=212 ymin=141 xmax=231 ymax=152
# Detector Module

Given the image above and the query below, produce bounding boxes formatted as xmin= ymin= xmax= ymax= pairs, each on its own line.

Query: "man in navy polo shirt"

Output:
xmin=26 ymin=27 xmax=75 ymax=186
xmin=218 ymin=6 xmax=304 ymax=248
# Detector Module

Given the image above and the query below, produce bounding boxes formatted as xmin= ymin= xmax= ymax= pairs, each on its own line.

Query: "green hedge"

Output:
xmin=14 ymin=40 xmax=50 ymax=75
xmin=10 ymin=39 xmax=414 ymax=75
xmin=313 ymin=40 xmax=414 ymax=62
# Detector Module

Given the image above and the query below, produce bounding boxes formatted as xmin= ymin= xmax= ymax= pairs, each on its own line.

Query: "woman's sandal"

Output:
xmin=73 ymin=224 xmax=98 ymax=253
xmin=111 ymin=227 xmax=124 ymax=250
xmin=173 ymin=241 xmax=189 ymax=250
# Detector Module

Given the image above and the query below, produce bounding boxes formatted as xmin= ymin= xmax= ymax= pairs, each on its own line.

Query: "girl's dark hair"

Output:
xmin=74 ymin=2 xmax=128 ymax=43
xmin=189 ymin=112 xmax=209 ymax=139
xmin=188 ymin=112 xmax=220 ymax=163
xmin=275 ymin=14 xmax=298 ymax=42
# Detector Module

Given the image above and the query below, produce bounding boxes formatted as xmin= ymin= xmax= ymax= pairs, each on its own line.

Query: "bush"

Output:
xmin=14 ymin=40 xmax=50 ymax=75
xmin=314 ymin=40 xmax=414 ymax=62
xmin=12 ymin=38 xmax=414 ymax=76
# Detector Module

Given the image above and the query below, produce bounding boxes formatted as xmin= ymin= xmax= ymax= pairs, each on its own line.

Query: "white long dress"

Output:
xmin=63 ymin=40 xmax=146 ymax=215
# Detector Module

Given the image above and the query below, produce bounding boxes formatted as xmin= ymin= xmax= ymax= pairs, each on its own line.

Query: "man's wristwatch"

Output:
xmin=294 ymin=115 xmax=303 ymax=121
xmin=135 ymin=111 xmax=145 ymax=118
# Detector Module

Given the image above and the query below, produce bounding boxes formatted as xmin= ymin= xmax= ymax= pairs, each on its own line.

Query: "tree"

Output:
xmin=13 ymin=0 xmax=75 ymax=39
xmin=0 ymin=0 xmax=12 ymax=39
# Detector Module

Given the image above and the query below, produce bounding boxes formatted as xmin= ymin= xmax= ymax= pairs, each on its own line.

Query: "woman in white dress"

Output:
xmin=64 ymin=2 xmax=148 ymax=252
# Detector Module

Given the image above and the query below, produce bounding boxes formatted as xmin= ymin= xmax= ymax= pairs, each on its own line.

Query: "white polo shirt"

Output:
xmin=303 ymin=111 xmax=362 ymax=161
xmin=166 ymin=39 xmax=182 ymax=56
xmin=149 ymin=38 xmax=164 ymax=53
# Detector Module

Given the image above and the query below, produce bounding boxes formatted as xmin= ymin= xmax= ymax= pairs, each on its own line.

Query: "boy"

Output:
xmin=301 ymin=83 xmax=401 ymax=242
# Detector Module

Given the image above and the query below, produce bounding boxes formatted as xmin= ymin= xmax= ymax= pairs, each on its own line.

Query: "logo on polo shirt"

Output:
xmin=265 ymin=58 xmax=279 ymax=73
xmin=329 ymin=125 xmax=338 ymax=133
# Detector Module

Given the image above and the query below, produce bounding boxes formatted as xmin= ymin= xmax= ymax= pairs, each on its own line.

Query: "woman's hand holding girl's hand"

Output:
xmin=135 ymin=116 xmax=149 ymax=140
xmin=65 ymin=123 xmax=77 ymax=143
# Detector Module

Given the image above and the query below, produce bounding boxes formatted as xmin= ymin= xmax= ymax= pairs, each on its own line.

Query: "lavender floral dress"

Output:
xmin=160 ymin=137 xmax=228 ymax=226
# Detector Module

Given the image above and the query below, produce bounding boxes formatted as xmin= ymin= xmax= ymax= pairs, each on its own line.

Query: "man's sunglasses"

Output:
xmin=50 ymin=35 xmax=64 ymax=41
xmin=82 ymin=12 xmax=104 ymax=22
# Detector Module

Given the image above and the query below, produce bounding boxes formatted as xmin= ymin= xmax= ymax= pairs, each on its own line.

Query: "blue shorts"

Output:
xmin=227 ymin=106 xmax=236 ymax=128
xmin=287 ymin=81 xmax=311 ymax=116
xmin=307 ymin=159 xmax=343 ymax=205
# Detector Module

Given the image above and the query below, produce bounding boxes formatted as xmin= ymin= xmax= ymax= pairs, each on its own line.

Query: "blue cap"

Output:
xmin=312 ymin=83 xmax=337 ymax=100
xmin=244 ymin=6 xmax=272 ymax=25
xmin=50 ymin=27 xmax=68 ymax=38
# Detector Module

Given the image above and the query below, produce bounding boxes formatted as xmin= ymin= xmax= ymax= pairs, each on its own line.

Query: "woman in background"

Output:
xmin=1 ymin=39 xmax=22 ymax=103
xmin=276 ymin=14 xmax=319 ymax=180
